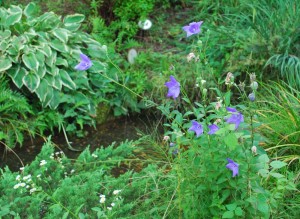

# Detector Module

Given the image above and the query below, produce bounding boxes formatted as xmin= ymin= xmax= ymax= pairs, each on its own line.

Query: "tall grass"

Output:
xmin=257 ymin=81 xmax=300 ymax=165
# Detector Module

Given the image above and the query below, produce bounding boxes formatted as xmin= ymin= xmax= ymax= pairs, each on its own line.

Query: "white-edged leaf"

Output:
xmin=35 ymin=78 xmax=49 ymax=102
xmin=22 ymin=53 xmax=39 ymax=70
xmin=63 ymin=14 xmax=85 ymax=24
xmin=7 ymin=67 xmax=27 ymax=88
xmin=6 ymin=5 xmax=22 ymax=26
xmin=22 ymin=73 xmax=40 ymax=92
xmin=59 ymin=69 xmax=76 ymax=90
xmin=24 ymin=2 xmax=38 ymax=18
xmin=0 ymin=58 xmax=12 ymax=72
xmin=52 ymin=28 xmax=69 ymax=43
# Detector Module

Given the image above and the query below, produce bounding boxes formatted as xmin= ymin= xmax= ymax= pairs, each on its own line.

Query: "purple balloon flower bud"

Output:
xmin=182 ymin=21 xmax=203 ymax=37
xmin=164 ymin=75 xmax=180 ymax=99
xmin=248 ymin=92 xmax=255 ymax=102
xmin=75 ymin=53 xmax=92 ymax=71
xmin=226 ymin=158 xmax=239 ymax=177
xmin=188 ymin=121 xmax=203 ymax=137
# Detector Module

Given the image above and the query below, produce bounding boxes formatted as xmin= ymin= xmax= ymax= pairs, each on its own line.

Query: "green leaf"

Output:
xmin=234 ymin=207 xmax=243 ymax=216
xmin=269 ymin=172 xmax=284 ymax=178
xmin=22 ymin=53 xmax=39 ymax=70
xmin=63 ymin=14 xmax=85 ymax=24
xmin=49 ymin=90 xmax=60 ymax=109
xmin=0 ymin=58 xmax=12 ymax=72
xmin=6 ymin=5 xmax=22 ymax=26
xmin=226 ymin=203 xmax=237 ymax=211
xmin=257 ymin=194 xmax=269 ymax=214
xmin=35 ymin=78 xmax=49 ymax=102
xmin=52 ymin=28 xmax=69 ymax=43
xmin=45 ymin=50 xmax=57 ymax=67
xmin=258 ymin=154 xmax=270 ymax=163
xmin=89 ymin=60 xmax=107 ymax=73
xmin=59 ymin=69 xmax=76 ymax=90
xmin=36 ymin=66 xmax=46 ymax=78
xmin=7 ymin=67 xmax=27 ymax=88
xmin=42 ymin=86 xmax=54 ymax=107
xmin=38 ymin=44 xmax=52 ymax=57
xmin=55 ymin=57 xmax=68 ymax=67
xmin=23 ymin=73 xmax=40 ymax=92
xmin=222 ymin=211 xmax=234 ymax=218
xmin=270 ymin=160 xmax=287 ymax=169
xmin=0 ymin=30 xmax=11 ymax=40
xmin=53 ymin=75 xmax=62 ymax=90
xmin=24 ymin=2 xmax=38 ymax=18
xmin=258 ymin=169 xmax=269 ymax=178
xmin=50 ymin=39 xmax=69 ymax=53
xmin=35 ymin=50 xmax=45 ymax=67
xmin=224 ymin=133 xmax=238 ymax=150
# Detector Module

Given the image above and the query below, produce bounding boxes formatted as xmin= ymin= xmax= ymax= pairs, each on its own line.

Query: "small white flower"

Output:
xmin=128 ymin=48 xmax=138 ymax=64
xmin=111 ymin=203 xmax=115 ymax=207
xmin=40 ymin=160 xmax=47 ymax=166
xmin=37 ymin=174 xmax=41 ymax=178
xmin=26 ymin=185 xmax=30 ymax=189
xmin=20 ymin=167 xmax=25 ymax=171
xmin=163 ymin=136 xmax=170 ymax=141
xmin=100 ymin=197 xmax=106 ymax=203
xmin=16 ymin=175 xmax=21 ymax=181
xmin=23 ymin=174 xmax=31 ymax=181
xmin=30 ymin=188 xmax=37 ymax=194
xmin=70 ymin=169 xmax=75 ymax=174
xmin=91 ymin=154 xmax=98 ymax=158
xmin=187 ymin=53 xmax=195 ymax=62
xmin=201 ymin=80 xmax=206 ymax=85
xmin=138 ymin=19 xmax=152 ymax=30
xmin=13 ymin=183 xmax=20 ymax=189
xmin=113 ymin=190 xmax=121 ymax=195
xmin=107 ymin=207 xmax=112 ymax=211
xmin=19 ymin=183 xmax=26 ymax=187
xmin=251 ymin=146 xmax=257 ymax=155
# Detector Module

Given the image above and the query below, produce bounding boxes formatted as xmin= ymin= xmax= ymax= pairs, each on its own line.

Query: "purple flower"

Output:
xmin=248 ymin=92 xmax=255 ymax=102
xmin=226 ymin=158 xmax=239 ymax=177
xmin=225 ymin=107 xmax=244 ymax=129
xmin=172 ymin=149 xmax=179 ymax=155
xmin=169 ymin=142 xmax=175 ymax=147
xmin=188 ymin=121 xmax=203 ymax=137
xmin=75 ymin=53 xmax=92 ymax=71
xmin=208 ymin=124 xmax=219 ymax=135
xmin=226 ymin=107 xmax=237 ymax=113
xmin=182 ymin=21 xmax=203 ymax=37
xmin=164 ymin=75 xmax=180 ymax=99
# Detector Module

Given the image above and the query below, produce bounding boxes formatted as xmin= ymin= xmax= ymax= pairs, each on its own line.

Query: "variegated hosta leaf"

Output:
xmin=59 ymin=69 xmax=76 ymax=90
xmin=52 ymin=28 xmax=69 ymax=43
xmin=0 ymin=58 xmax=12 ymax=72
xmin=49 ymin=89 xmax=60 ymax=109
xmin=22 ymin=72 xmax=40 ymax=92
xmin=7 ymin=66 xmax=27 ymax=88
xmin=6 ymin=5 xmax=22 ymax=26
xmin=35 ymin=78 xmax=49 ymax=102
xmin=22 ymin=53 xmax=39 ymax=70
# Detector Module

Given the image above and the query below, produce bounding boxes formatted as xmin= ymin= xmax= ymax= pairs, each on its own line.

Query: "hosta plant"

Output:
xmin=0 ymin=3 xmax=108 ymax=134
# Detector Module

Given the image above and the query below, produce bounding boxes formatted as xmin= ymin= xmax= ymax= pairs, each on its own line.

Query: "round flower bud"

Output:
xmin=250 ymin=81 xmax=258 ymax=90
xmin=248 ymin=92 xmax=255 ymax=102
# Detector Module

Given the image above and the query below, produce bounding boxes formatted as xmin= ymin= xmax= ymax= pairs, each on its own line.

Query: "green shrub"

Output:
xmin=0 ymin=3 xmax=109 ymax=134
xmin=0 ymin=77 xmax=34 ymax=148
